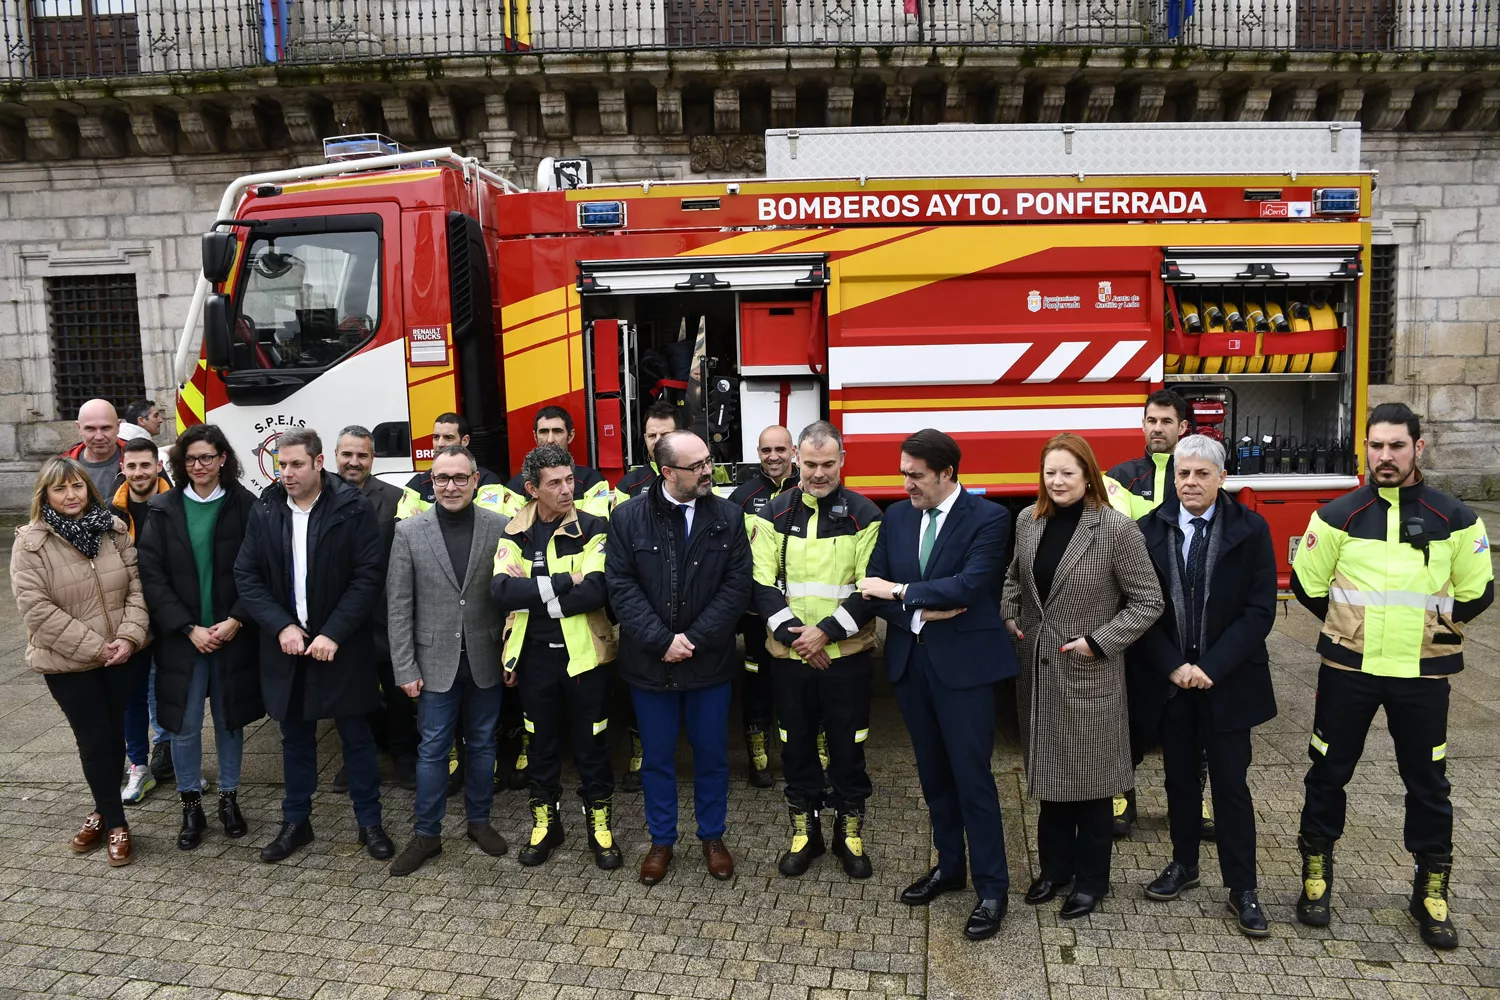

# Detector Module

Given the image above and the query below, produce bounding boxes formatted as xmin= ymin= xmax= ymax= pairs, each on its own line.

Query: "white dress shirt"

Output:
xmin=184 ymin=482 xmax=226 ymax=504
xmin=908 ymin=482 xmax=962 ymax=634
xmin=1178 ymin=501 xmax=1217 ymax=566
xmin=287 ymin=494 xmax=314 ymax=628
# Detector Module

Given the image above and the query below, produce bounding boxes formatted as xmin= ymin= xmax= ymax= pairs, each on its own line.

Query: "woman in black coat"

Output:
xmin=136 ymin=424 xmax=262 ymax=851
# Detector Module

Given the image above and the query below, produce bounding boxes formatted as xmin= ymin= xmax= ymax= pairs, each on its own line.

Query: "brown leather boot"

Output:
xmin=640 ymin=843 xmax=673 ymax=885
xmin=703 ymin=838 xmax=734 ymax=881
xmin=70 ymin=813 xmax=104 ymax=853
xmin=106 ymin=827 xmax=133 ymax=867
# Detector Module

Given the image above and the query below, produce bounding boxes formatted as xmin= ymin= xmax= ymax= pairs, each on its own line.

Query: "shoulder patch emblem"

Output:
xmin=1106 ymin=481 xmax=1118 ymax=495
xmin=1304 ymin=531 xmax=1318 ymax=551
xmin=1477 ymin=535 xmax=1490 ymax=555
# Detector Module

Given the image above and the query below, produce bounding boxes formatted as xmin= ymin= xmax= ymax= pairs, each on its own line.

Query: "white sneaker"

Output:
xmin=121 ymin=764 xmax=156 ymax=805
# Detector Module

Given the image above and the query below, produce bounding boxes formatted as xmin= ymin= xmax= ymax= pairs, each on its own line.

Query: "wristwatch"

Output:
xmin=894 ymin=583 xmax=908 ymax=602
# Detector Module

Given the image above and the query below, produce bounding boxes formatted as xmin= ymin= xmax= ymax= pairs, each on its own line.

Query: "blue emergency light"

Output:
xmin=578 ymin=201 xmax=627 ymax=229
xmin=1312 ymin=188 xmax=1361 ymax=216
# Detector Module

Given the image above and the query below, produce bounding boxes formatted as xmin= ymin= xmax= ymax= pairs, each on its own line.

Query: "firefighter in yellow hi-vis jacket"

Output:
xmin=490 ymin=444 xmax=621 ymax=871
xmin=751 ymin=421 xmax=883 ymax=880
xmin=1291 ymin=403 xmax=1492 ymax=950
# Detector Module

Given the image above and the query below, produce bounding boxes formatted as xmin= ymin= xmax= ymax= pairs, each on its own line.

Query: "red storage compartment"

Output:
xmin=741 ymin=300 xmax=814 ymax=373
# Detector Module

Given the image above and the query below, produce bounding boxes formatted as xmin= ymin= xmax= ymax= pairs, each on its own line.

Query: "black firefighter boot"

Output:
xmin=1112 ymin=788 xmax=1137 ymax=839
xmin=1409 ymin=853 xmax=1459 ymax=949
xmin=777 ymin=805 xmax=826 ymax=877
xmin=583 ymin=798 xmax=624 ymax=870
xmin=518 ymin=798 xmax=565 ymax=866
xmin=832 ymin=808 xmax=873 ymax=880
xmin=507 ymin=729 xmax=531 ymax=791
xmin=621 ymin=729 xmax=644 ymax=793
xmin=745 ymin=725 xmax=774 ymax=789
xmin=1296 ymin=834 xmax=1335 ymax=927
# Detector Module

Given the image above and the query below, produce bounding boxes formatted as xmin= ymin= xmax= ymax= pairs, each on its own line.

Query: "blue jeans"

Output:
xmin=279 ymin=715 xmax=382 ymax=828
xmin=414 ymin=662 xmax=502 ymax=837
xmin=169 ymin=654 xmax=245 ymax=793
xmin=122 ymin=648 xmax=164 ymax=766
xmin=630 ymin=681 xmax=731 ymax=844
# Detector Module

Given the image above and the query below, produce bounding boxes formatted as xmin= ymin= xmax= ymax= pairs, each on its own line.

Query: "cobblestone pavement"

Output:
xmin=0 ymin=508 xmax=1497 ymax=1000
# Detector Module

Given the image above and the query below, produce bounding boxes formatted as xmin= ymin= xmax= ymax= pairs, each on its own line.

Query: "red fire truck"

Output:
xmin=174 ymin=124 xmax=1372 ymax=587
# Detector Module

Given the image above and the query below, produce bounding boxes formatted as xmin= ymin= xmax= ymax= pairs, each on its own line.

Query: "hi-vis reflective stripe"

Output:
xmin=524 ymin=717 xmax=535 ymax=733
xmin=1329 ymin=586 xmax=1455 ymax=614
xmin=744 ymin=659 xmax=760 ymax=673
xmin=767 ymin=608 xmax=796 ymax=631
xmin=833 ymin=606 xmax=859 ymax=635
xmin=784 ymin=581 xmax=858 ymax=600
xmin=854 ymin=728 xmax=870 ymax=743
xmin=1310 ymin=734 xmax=1329 ymax=755
xmin=778 ymin=727 xmax=789 ymax=743
xmin=1433 ymin=742 xmax=1447 ymax=761
xmin=593 ymin=719 xmax=609 ymax=736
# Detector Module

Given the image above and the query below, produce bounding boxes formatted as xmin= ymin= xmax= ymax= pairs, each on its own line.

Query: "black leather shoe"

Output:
xmin=1060 ymin=889 xmax=1107 ymax=920
xmin=1145 ymin=861 xmax=1200 ymax=901
xmin=900 ymin=866 xmax=967 ymax=905
xmin=360 ymin=825 xmax=395 ymax=860
xmin=1228 ymin=889 xmax=1270 ymax=937
xmin=1024 ymin=878 xmax=1070 ymax=905
xmin=964 ymin=897 xmax=1007 ymax=941
xmin=260 ymin=820 xmax=314 ymax=863
xmin=331 ymin=767 xmax=350 ymax=794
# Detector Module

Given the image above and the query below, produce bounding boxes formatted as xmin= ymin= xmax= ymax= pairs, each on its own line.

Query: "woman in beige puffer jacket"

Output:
xmin=10 ymin=456 xmax=151 ymax=866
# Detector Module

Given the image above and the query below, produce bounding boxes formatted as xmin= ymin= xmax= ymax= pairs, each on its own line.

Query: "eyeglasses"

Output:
xmin=665 ymin=457 xmax=714 ymax=474
xmin=433 ymin=474 xmax=472 ymax=488
xmin=184 ymin=453 xmax=222 ymax=467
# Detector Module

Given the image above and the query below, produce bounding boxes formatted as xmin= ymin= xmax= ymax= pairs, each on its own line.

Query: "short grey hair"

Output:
xmin=432 ymin=444 xmax=478 ymax=474
xmin=1174 ymin=434 xmax=1226 ymax=472
xmin=338 ymin=424 xmax=373 ymax=443
xmin=521 ymin=443 xmax=572 ymax=488
xmin=279 ymin=427 xmax=323 ymax=458
xmin=798 ymin=420 xmax=843 ymax=451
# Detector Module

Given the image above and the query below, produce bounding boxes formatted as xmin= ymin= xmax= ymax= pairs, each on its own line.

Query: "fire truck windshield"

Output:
xmin=233 ymin=229 xmax=380 ymax=371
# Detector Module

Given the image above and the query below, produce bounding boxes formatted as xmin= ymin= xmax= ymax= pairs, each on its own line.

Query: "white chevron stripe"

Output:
xmin=1082 ymin=340 xmax=1148 ymax=382
xmin=1023 ymin=342 xmax=1090 ymax=383
xmin=828 ymin=343 xmax=1031 ymax=389
xmin=1136 ymin=354 xmax=1165 ymax=382
xmin=844 ymin=406 xmax=1142 ymax=436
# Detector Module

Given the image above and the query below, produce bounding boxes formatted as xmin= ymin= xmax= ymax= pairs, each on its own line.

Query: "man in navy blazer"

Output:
xmin=859 ymin=428 xmax=1017 ymax=941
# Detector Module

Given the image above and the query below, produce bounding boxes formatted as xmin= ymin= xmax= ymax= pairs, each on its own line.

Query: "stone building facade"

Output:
xmin=0 ymin=0 xmax=1497 ymax=503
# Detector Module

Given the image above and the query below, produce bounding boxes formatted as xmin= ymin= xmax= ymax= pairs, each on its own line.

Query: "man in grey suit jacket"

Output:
xmin=385 ymin=445 xmax=511 ymax=876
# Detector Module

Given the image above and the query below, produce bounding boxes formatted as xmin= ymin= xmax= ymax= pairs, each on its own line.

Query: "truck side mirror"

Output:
xmin=201 ymin=232 xmax=238 ymax=284
xmin=203 ymin=293 xmax=234 ymax=370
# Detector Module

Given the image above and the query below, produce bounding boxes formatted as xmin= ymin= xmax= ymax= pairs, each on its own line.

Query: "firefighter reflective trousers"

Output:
xmin=517 ymin=643 xmax=615 ymax=804
xmin=1301 ymin=664 xmax=1452 ymax=856
xmin=771 ymin=649 xmax=873 ymax=812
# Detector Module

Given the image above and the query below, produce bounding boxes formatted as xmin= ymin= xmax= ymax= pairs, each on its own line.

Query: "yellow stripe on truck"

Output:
xmin=507 ymin=340 xmax=573 ymax=411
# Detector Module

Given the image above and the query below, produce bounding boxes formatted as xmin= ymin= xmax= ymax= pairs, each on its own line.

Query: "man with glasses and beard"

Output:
xmin=606 ymin=430 xmax=751 ymax=886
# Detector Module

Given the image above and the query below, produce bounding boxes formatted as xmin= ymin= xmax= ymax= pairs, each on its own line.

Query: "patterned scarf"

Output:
xmin=42 ymin=502 xmax=116 ymax=559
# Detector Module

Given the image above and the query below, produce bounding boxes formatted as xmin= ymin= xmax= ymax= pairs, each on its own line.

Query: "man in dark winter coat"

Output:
xmin=606 ymin=430 xmax=752 ymax=886
xmin=1131 ymin=434 xmax=1278 ymax=938
xmin=233 ymin=427 xmax=393 ymax=864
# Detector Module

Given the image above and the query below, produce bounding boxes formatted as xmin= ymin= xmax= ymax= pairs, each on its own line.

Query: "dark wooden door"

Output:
xmin=1296 ymin=0 xmax=1397 ymax=50
xmin=665 ymin=0 xmax=782 ymax=46
xmin=30 ymin=0 xmax=140 ymax=77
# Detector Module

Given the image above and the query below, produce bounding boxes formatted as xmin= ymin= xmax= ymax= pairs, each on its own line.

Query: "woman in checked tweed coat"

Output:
xmin=1002 ymin=433 xmax=1164 ymax=918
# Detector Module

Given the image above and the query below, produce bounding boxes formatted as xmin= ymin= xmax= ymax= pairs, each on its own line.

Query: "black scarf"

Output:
xmin=43 ymin=502 xmax=116 ymax=559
